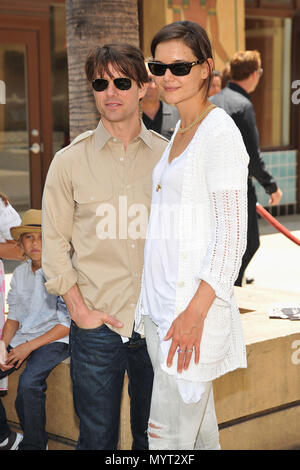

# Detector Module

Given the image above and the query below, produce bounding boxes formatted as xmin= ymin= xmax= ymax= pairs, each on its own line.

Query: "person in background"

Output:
xmin=221 ymin=62 xmax=231 ymax=89
xmin=0 ymin=209 xmax=70 ymax=450
xmin=210 ymin=50 xmax=282 ymax=286
xmin=135 ymin=21 xmax=249 ymax=450
xmin=0 ymin=193 xmax=22 ymax=397
xmin=208 ymin=70 xmax=222 ymax=97
xmin=141 ymin=59 xmax=179 ymax=140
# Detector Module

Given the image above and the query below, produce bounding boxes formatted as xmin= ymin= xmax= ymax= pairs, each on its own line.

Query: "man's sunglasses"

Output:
xmin=147 ymin=60 xmax=203 ymax=77
xmin=92 ymin=77 xmax=132 ymax=92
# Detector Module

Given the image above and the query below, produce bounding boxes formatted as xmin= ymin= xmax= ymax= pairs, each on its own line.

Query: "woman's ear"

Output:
xmin=201 ymin=58 xmax=214 ymax=79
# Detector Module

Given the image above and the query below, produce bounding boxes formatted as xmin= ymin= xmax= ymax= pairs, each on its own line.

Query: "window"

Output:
xmin=246 ymin=17 xmax=292 ymax=148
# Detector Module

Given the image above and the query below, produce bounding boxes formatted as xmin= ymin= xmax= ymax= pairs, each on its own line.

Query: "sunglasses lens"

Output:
xmin=148 ymin=62 xmax=166 ymax=76
xmin=170 ymin=63 xmax=191 ymax=76
xmin=92 ymin=79 xmax=108 ymax=92
xmin=114 ymin=78 xmax=132 ymax=90
xmin=92 ymin=78 xmax=131 ymax=92
xmin=148 ymin=62 xmax=196 ymax=76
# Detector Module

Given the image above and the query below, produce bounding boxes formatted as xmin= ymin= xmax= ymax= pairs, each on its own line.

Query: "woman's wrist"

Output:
xmin=189 ymin=281 xmax=216 ymax=319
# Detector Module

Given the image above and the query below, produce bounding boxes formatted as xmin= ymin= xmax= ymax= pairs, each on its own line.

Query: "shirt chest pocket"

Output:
xmin=74 ymin=184 xmax=114 ymax=223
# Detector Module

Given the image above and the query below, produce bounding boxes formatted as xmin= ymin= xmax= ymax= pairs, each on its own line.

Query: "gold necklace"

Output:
xmin=177 ymin=104 xmax=216 ymax=134
xmin=155 ymin=104 xmax=216 ymax=192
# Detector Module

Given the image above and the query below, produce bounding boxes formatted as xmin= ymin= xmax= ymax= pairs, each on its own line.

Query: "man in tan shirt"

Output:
xmin=42 ymin=43 xmax=168 ymax=450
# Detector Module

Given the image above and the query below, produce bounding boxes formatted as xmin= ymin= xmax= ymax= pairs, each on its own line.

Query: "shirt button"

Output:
xmin=129 ymin=303 xmax=135 ymax=308
xmin=126 ymin=184 xmax=131 ymax=189
xmin=131 ymin=243 xmax=135 ymax=248
xmin=120 ymin=157 xmax=124 ymax=162
xmin=113 ymin=137 xmax=118 ymax=142
xmin=177 ymin=281 xmax=185 ymax=288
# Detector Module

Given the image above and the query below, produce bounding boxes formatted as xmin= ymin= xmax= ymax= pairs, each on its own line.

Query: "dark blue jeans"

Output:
xmin=70 ymin=322 xmax=154 ymax=450
xmin=0 ymin=342 xmax=69 ymax=449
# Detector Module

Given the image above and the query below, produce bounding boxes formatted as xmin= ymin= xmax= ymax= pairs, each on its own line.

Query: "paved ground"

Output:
xmin=245 ymin=213 xmax=300 ymax=295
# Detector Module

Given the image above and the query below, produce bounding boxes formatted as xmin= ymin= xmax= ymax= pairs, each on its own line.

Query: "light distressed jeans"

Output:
xmin=143 ymin=314 xmax=220 ymax=450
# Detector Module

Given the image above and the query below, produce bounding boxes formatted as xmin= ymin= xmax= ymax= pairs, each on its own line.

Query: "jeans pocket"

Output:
xmin=71 ymin=321 xmax=106 ymax=333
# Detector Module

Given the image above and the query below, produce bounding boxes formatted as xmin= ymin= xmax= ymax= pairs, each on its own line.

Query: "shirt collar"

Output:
xmin=227 ymin=81 xmax=251 ymax=101
xmin=95 ymin=119 xmax=154 ymax=151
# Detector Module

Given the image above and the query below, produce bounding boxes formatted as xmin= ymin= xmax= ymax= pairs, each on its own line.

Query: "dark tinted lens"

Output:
xmin=148 ymin=62 xmax=166 ymax=76
xmin=169 ymin=63 xmax=192 ymax=76
xmin=92 ymin=79 xmax=108 ymax=92
xmin=114 ymin=78 xmax=132 ymax=90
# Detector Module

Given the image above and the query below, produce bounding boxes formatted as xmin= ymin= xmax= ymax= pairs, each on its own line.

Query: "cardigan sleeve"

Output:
xmin=196 ymin=119 xmax=249 ymax=302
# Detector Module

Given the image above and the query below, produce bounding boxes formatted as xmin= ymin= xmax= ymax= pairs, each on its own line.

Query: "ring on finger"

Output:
xmin=186 ymin=349 xmax=193 ymax=353
xmin=177 ymin=348 xmax=185 ymax=354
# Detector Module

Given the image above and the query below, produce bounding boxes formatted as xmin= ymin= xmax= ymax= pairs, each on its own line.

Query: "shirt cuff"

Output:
xmin=45 ymin=269 xmax=78 ymax=296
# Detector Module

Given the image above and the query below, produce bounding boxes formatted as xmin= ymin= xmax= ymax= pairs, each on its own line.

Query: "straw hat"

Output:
xmin=10 ymin=209 xmax=42 ymax=240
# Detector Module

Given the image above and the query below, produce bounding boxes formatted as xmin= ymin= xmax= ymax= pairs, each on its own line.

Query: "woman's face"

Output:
xmin=153 ymin=39 xmax=212 ymax=106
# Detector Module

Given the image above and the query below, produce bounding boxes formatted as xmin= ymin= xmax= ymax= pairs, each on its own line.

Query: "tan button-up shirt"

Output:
xmin=42 ymin=121 xmax=168 ymax=338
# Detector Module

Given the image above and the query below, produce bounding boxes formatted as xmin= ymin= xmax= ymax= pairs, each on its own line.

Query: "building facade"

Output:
xmin=0 ymin=0 xmax=299 ymax=215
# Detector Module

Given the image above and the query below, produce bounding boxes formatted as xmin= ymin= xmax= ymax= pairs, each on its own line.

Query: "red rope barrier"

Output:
xmin=256 ymin=203 xmax=300 ymax=246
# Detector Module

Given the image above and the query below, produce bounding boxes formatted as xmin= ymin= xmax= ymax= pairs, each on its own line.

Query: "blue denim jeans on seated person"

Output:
xmin=69 ymin=322 xmax=154 ymax=450
xmin=0 ymin=342 xmax=69 ymax=449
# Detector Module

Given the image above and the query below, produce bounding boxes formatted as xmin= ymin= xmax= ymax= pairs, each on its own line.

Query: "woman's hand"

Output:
xmin=164 ymin=281 xmax=215 ymax=373
xmin=164 ymin=302 xmax=205 ymax=373
xmin=0 ymin=240 xmax=24 ymax=260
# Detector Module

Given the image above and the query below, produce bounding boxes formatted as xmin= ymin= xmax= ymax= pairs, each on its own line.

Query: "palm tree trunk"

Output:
xmin=66 ymin=0 xmax=139 ymax=140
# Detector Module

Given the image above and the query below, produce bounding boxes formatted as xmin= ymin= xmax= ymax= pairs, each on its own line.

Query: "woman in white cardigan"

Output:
xmin=135 ymin=21 xmax=249 ymax=450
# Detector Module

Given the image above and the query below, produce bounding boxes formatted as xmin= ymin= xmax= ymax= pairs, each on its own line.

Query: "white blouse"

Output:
xmin=136 ymin=107 xmax=249 ymax=395
xmin=142 ymin=144 xmax=208 ymax=403
xmin=142 ymin=145 xmax=188 ymax=334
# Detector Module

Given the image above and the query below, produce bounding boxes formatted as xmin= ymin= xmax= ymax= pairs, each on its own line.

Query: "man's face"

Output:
xmin=93 ymin=63 xmax=147 ymax=124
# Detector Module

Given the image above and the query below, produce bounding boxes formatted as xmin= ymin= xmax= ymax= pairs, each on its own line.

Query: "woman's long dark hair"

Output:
xmin=151 ymin=21 xmax=213 ymax=99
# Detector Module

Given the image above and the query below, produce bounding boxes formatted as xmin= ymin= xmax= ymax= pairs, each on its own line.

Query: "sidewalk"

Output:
xmin=245 ymin=213 xmax=300 ymax=295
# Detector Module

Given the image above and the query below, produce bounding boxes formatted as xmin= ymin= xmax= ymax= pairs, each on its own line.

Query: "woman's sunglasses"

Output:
xmin=147 ymin=60 xmax=203 ymax=77
xmin=92 ymin=77 xmax=132 ymax=92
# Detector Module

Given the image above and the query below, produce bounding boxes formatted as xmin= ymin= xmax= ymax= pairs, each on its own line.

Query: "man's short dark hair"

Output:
xmin=85 ymin=43 xmax=149 ymax=88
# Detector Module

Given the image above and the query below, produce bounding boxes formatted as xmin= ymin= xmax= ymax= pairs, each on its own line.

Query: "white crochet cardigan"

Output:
xmin=135 ymin=107 xmax=249 ymax=383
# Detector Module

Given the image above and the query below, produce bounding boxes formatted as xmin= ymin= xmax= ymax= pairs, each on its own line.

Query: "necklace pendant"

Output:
xmin=156 ymin=183 xmax=162 ymax=192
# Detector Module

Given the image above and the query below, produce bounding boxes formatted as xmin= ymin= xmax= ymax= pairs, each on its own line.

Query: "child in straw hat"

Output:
xmin=0 ymin=210 xmax=70 ymax=450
